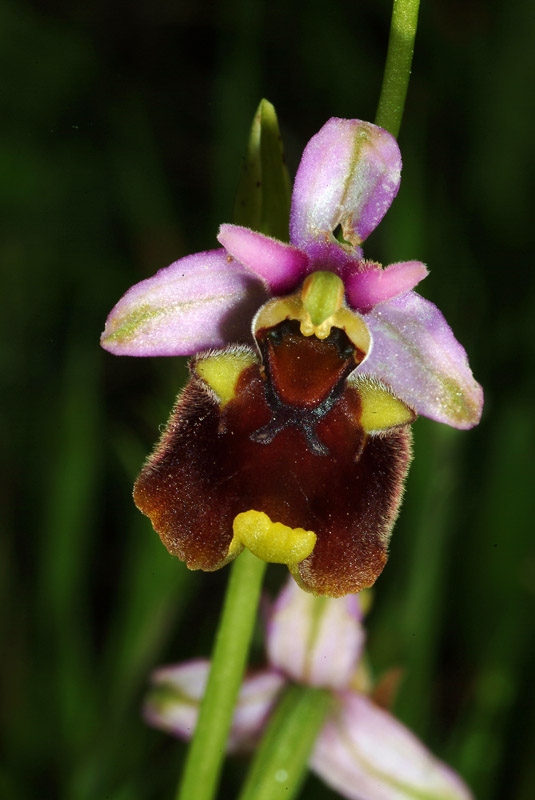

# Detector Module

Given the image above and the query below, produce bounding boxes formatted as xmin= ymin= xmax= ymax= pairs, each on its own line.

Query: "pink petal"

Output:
xmin=218 ymin=224 xmax=308 ymax=294
xmin=346 ymin=261 xmax=429 ymax=313
xmin=266 ymin=578 xmax=365 ymax=690
xmin=311 ymin=692 xmax=473 ymax=800
xmin=143 ymin=659 xmax=285 ymax=753
xmin=362 ymin=292 xmax=483 ymax=429
xmin=290 ymin=118 xmax=401 ymax=254
xmin=101 ymin=249 xmax=269 ymax=356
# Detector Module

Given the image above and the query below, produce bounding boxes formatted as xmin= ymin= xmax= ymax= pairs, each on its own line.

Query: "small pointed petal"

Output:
xmin=362 ymin=292 xmax=483 ymax=429
xmin=311 ymin=692 xmax=473 ymax=800
xmin=266 ymin=578 xmax=365 ymax=690
xmin=218 ymin=224 xmax=308 ymax=294
xmin=101 ymin=249 xmax=269 ymax=356
xmin=290 ymin=118 xmax=401 ymax=253
xmin=346 ymin=261 xmax=429 ymax=313
xmin=143 ymin=659 xmax=285 ymax=752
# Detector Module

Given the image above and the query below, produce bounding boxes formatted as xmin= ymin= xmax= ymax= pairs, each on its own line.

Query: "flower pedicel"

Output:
xmin=101 ymin=118 xmax=483 ymax=597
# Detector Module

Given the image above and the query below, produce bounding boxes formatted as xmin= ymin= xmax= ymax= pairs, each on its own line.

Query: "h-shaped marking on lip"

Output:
xmin=249 ymin=372 xmax=348 ymax=456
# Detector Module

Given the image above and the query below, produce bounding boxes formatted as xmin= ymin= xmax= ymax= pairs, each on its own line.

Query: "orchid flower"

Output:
xmin=144 ymin=578 xmax=473 ymax=800
xmin=101 ymin=117 xmax=483 ymax=596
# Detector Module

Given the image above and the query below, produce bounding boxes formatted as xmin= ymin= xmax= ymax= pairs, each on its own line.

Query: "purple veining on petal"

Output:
xmin=311 ymin=692 xmax=473 ymax=800
xmin=218 ymin=224 xmax=309 ymax=293
xmin=266 ymin=578 xmax=365 ymax=690
xmin=361 ymin=292 xmax=484 ymax=429
xmin=290 ymin=118 xmax=401 ymax=254
xmin=143 ymin=659 xmax=285 ymax=753
xmin=346 ymin=261 xmax=429 ymax=313
xmin=101 ymin=249 xmax=269 ymax=356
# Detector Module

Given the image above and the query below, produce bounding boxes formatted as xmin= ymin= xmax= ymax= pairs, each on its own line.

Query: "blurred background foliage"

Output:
xmin=1 ymin=0 xmax=533 ymax=798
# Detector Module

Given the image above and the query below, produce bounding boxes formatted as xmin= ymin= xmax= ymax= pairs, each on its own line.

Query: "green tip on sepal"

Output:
xmin=233 ymin=99 xmax=291 ymax=241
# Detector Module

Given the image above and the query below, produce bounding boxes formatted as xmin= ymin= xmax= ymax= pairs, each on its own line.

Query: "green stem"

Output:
xmin=237 ymin=684 xmax=332 ymax=800
xmin=176 ymin=549 xmax=267 ymax=800
xmin=375 ymin=0 xmax=421 ymax=137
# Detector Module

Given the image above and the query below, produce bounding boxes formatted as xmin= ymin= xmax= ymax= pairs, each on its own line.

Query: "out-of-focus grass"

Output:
xmin=1 ymin=0 xmax=533 ymax=799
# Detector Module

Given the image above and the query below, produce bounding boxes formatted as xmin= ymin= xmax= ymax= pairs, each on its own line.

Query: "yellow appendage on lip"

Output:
xmin=229 ymin=510 xmax=316 ymax=564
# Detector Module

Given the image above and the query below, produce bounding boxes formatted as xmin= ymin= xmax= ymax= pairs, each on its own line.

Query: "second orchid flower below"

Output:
xmin=145 ymin=579 xmax=473 ymax=800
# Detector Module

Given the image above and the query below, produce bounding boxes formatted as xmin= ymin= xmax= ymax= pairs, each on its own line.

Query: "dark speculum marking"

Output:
xmin=252 ymin=320 xmax=357 ymax=455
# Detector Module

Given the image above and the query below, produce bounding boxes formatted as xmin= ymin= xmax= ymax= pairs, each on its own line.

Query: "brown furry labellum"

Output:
xmin=134 ymin=306 xmax=416 ymax=596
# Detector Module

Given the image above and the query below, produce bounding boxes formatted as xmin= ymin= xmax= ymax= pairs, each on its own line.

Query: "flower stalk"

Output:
xmin=176 ymin=550 xmax=267 ymax=800
xmin=375 ymin=0 xmax=421 ymax=137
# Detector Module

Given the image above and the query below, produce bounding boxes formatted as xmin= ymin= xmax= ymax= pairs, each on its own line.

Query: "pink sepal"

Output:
xmin=290 ymin=118 xmax=401 ymax=253
xmin=101 ymin=249 xmax=269 ymax=356
xmin=362 ymin=292 xmax=484 ymax=429
xmin=311 ymin=691 xmax=473 ymax=800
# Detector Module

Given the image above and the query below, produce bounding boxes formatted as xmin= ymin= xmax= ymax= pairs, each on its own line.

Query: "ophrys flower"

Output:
xmin=101 ymin=117 xmax=483 ymax=596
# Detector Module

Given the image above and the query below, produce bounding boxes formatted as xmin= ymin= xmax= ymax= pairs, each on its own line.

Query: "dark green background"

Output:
xmin=2 ymin=0 xmax=533 ymax=798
